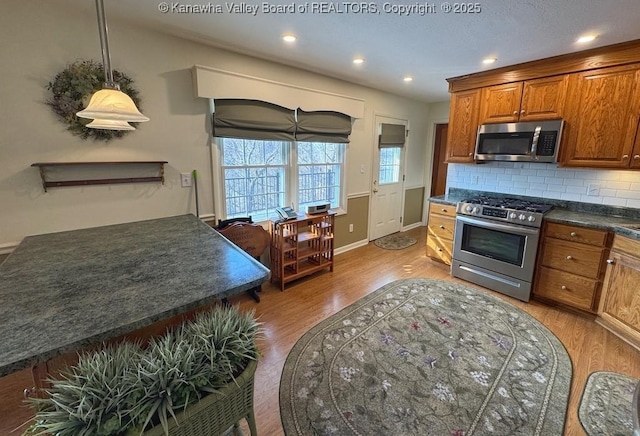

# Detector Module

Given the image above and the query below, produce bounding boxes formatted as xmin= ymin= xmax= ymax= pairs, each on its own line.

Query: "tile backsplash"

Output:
xmin=446 ymin=162 xmax=640 ymax=209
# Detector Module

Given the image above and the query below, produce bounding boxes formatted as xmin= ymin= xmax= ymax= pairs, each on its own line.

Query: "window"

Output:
xmin=297 ymin=142 xmax=344 ymax=210
xmin=379 ymin=147 xmax=401 ymax=184
xmin=219 ymin=139 xmax=345 ymax=221
xmin=220 ymin=138 xmax=288 ymax=221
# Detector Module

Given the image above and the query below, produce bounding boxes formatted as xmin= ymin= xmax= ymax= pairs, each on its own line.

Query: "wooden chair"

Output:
xmin=216 ymin=220 xmax=270 ymax=302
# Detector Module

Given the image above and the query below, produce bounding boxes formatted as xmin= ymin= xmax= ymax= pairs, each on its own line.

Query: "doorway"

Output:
xmin=370 ymin=118 xmax=407 ymax=240
xmin=430 ymin=123 xmax=449 ymax=197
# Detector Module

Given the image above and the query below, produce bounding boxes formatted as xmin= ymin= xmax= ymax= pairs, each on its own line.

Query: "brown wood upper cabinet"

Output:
xmin=561 ymin=63 xmax=640 ymax=168
xmin=445 ymin=89 xmax=481 ymax=163
xmin=479 ymin=76 xmax=568 ymax=125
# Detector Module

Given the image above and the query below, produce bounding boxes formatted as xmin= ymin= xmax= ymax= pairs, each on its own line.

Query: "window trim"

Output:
xmin=211 ymin=137 xmax=347 ymax=224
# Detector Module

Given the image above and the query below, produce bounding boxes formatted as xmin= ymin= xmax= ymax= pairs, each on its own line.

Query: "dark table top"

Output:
xmin=0 ymin=214 xmax=270 ymax=377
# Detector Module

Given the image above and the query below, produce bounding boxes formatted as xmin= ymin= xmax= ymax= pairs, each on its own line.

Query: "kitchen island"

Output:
xmin=0 ymin=214 xmax=270 ymax=378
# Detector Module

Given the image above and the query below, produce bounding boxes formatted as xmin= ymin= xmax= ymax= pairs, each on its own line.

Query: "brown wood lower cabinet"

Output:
xmin=426 ymin=203 xmax=456 ymax=265
xmin=533 ymin=222 xmax=611 ymax=313
xmin=597 ymin=235 xmax=640 ymax=349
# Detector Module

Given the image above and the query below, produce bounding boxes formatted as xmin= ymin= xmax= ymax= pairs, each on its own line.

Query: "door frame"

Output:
xmin=423 ymin=118 xmax=450 ymax=224
xmin=368 ymin=113 xmax=409 ymax=241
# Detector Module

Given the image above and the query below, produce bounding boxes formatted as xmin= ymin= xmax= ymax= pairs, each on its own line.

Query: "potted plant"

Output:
xmin=25 ymin=306 xmax=261 ymax=436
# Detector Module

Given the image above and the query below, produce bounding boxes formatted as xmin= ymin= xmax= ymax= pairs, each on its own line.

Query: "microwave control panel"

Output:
xmin=537 ymin=132 xmax=558 ymax=156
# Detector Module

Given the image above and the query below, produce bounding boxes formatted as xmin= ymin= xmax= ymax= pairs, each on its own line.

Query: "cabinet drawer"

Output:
xmin=540 ymin=238 xmax=606 ymax=279
xmin=544 ymin=222 xmax=608 ymax=246
xmin=535 ymin=266 xmax=598 ymax=311
xmin=428 ymin=215 xmax=456 ymax=240
xmin=427 ymin=236 xmax=453 ymax=265
xmin=429 ymin=203 xmax=457 ymax=218
xmin=611 ymin=234 xmax=640 ymax=257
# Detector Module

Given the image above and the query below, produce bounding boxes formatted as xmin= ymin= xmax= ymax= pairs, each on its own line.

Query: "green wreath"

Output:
xmin=46 ymin=60 xmax=143 ymax=141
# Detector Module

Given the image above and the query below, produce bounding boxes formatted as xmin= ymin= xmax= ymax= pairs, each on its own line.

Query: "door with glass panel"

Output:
xmin=370 ymin=120 xmax=407 ymax=240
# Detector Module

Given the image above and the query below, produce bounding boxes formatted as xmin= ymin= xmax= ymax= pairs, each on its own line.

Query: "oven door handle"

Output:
xmin=455 ymin=215 xmax=540 ymax=236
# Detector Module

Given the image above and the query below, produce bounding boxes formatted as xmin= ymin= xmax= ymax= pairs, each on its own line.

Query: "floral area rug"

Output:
xmin=579 ymin=371 xmax=639 ymax=435
xmin=279 ymin=278 xmax=572 ymax=435
xmin=373 ymin=233 xmax=417 ymax=250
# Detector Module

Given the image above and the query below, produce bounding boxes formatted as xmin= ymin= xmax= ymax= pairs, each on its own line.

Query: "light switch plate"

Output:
xmin=180 ymin=173 xmax=192 ymax=188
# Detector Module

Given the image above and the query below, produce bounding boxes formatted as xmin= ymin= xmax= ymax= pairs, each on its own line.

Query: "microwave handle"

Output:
xmin=530 ymin=126 xmax=542 ymax=160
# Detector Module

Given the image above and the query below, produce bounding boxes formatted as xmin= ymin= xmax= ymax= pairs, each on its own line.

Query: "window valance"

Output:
xmin=212 ymin=99 xmax=296 ymax=140
xmin=379 ymin=123 xmax=406 ymax=148
xmin=212 ymin=100 xmax=352 ymax=143
xmin=295 ymin=109 xmax=352 ymax=143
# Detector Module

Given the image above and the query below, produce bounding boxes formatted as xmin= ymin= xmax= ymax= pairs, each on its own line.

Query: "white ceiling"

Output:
xmin=100 ymin=0 xmax=640 ymax=102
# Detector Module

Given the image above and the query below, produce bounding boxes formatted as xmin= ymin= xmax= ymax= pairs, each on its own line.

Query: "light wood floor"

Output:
xmin=1 ymin=226 xmax=639 ymax=435
xmin=230 ymin=226 xmax=640 ymax=436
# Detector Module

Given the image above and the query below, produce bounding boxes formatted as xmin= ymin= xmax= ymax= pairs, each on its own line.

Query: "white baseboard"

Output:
xmin=335 ymin=239 xmax=369 ymax=255
xmin=401 ymin=222 xmax=423 ymax=232
xmin=0 ymin=241 xmax=20 ymax=255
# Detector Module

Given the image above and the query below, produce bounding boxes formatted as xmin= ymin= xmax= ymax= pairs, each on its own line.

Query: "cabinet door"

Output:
xmin=561 ymin=64 xmax=640 ymax=168
xmin=632 ymin=130 xmax=640 ymax=169
xmin=478 ymin=82 xmax=523 ymax=124
xmin=599 ymin=249 xmax=640 ymax=332
xmin=519 ymin=76 xmax=568 ymax=121
xmin=445 ymin=89 xmax=481 ymax=163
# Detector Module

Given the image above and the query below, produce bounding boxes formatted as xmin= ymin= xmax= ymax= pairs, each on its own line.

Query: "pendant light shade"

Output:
xmin=77 ymin=89 xmax=149 ymax=122
xmin=77 ymin=0 xmax=149 ymax=129
xmin=86 ymin=118 xmax=136 ymax=131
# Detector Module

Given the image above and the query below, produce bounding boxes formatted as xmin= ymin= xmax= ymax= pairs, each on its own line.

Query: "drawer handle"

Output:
xmin=561 ymin=285 xmax=567 ymax=290
xmin=439 ymin=225 xmax=445 ymax=229
xmin=441 ymin=208 xmax=447 ymax=213
xmin=566 ymin=255 xmax=573 ymax=260
xmin=606 ymin=259 xmax=615 ymax=265
xmin=570 ymin=232 xmax=577 ymax=237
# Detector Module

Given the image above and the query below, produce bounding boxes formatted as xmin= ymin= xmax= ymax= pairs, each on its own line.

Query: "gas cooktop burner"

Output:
xmin=462 ymin=196 xmax=554 ymax=214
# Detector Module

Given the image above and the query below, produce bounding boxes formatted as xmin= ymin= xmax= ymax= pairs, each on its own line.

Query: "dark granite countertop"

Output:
xmin=0 ymin=214 xmax=270 ymax=377
xmin=429 ymin=189 xmax=640 ymax=241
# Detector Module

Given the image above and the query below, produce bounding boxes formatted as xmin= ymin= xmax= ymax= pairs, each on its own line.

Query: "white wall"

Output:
xmin=447 ymin=162 xmax=640 ymax=208
xmin=0 ymin=0 xmax=430 ymax=247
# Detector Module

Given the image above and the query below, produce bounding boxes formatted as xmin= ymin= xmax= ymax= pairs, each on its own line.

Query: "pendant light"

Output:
xmin=76 ymin=0 xmax=149 ymax=129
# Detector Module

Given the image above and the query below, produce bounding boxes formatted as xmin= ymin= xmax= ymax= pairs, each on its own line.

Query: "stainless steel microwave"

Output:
xmin=474 ymin=120 xmax=564 ymax=163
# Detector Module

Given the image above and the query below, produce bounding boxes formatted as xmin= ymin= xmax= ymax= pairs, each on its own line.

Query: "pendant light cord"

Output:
xmin=95 ymin=0 xmax=117 ymax=89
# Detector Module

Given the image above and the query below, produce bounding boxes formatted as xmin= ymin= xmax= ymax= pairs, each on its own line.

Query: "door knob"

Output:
xmin=634 ymin=155 xmax=640 ymax=160
xmin=513 ymin=111 xmax=518 ymax=115
xmin=561 ymin=285 xmax=567 ymax=290
xmin=439 ymin=225 xmax=445 ymax=229
xmin=623 ymin=154 xmax=629 ymax=160
xmin=520 ymin=110 xmax=525 ymax=114
xmin=566 ymin=255 xmax=573 ymax=260
xmin=373 ymin=188 xmax=378 ymax=193
xmin=606 ymin=259 xmax=615 ymax=264
xmin=570 ymin=232 xmax=577 ymax=237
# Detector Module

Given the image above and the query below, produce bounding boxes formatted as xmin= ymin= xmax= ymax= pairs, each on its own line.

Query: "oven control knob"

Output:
xmin=518 ymin=214 xmax=526 ymax=221
xmin=465 ymin=206 xmax=474 ymax=213
xmin=472 ymin=207 xmax=479 ymax=214
xmin=509 ymin=212 xmax=517 ymax=219
xmin=527 ymin=216 xmax=536 ymax=222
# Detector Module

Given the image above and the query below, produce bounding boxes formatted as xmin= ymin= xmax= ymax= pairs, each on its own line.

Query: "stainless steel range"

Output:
xmin=451 ymin=196 xmax=553 ymax=302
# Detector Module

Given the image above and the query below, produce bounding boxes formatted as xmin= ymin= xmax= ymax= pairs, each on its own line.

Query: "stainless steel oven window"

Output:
xmin=460 ymin=224 xmax=526 ymax=266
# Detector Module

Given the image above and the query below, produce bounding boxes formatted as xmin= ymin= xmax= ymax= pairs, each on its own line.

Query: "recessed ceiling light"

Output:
xmin=403 ymin=76 xmax=413 ymax=82
xmin=353 ymin=57 xmax=365 ymax=64
xmin=282 ymin=34 xmax=297 ymax=43
xmin=577 ymin=34 xmax=598 ymax=44
xmin=482 ymin=57 xmax=497 ymax=65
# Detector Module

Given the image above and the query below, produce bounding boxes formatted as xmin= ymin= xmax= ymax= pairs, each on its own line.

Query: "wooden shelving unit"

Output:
xmin=31 ymin=161 xmax=167 ymax=192
xmin=269 ymin=211 xmax=335 ymax=291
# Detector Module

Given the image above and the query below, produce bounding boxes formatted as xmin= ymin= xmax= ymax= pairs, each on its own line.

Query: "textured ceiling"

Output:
xmin=94 ymin=0 xmax=640 ymax=102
